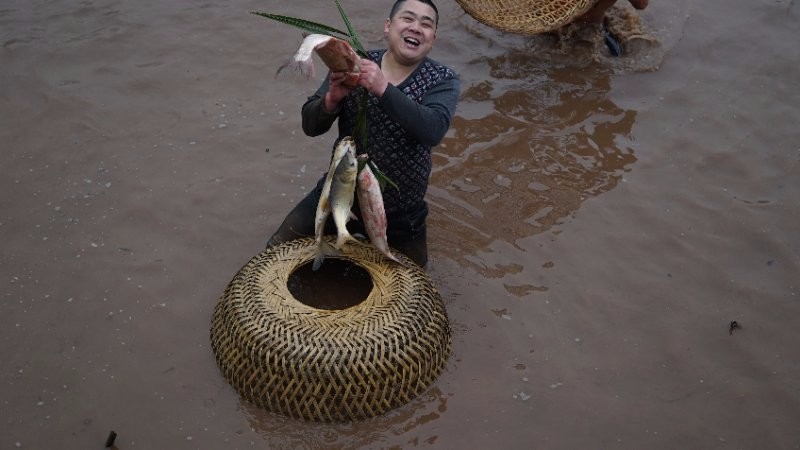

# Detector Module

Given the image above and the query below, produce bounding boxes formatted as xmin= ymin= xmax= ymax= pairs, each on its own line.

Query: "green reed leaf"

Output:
xmin=334 ymin=0 xmax=367 ymax=57
xmin=251 ymin=12 xmax=350 ymax=38
xmin=368 ymin=160 xmax=399 ymax=192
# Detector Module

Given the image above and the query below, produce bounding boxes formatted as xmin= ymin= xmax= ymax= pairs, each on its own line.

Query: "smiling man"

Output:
xmin=266 ymin=0 xmax=461 ymax=268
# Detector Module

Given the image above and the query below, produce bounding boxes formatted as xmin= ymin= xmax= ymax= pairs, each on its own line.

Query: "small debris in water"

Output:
xmin=512 ymin=391 xmax=531 ymax=401
xmin=491 ymin=308 xmax=508 ymax=318
xmin=729 ymin=321 xmax=741 ymax=335
xmin=105 ymin=430 xmax=117 ymax=448
xmin=494 ymin=174 xmax=511 ymax=188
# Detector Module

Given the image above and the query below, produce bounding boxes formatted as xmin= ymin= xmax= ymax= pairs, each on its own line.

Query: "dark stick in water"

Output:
xmin=105 ymin=430 xmax=117 ymax=448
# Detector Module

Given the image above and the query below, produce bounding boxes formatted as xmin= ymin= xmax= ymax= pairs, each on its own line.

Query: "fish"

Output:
xmin=328 ymin=143 xmax=359 ymax=250
xmin=356 ymin=161 xmax=403 ymax=265
xmin=312 ymin=137 xmax=356 ymax=271
xmin=277 ymin=34 xmax=361 ymax=86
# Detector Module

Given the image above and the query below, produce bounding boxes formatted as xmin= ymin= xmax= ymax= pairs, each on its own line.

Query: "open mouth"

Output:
xmin=403 ymin=37 xmax=420 ymax=47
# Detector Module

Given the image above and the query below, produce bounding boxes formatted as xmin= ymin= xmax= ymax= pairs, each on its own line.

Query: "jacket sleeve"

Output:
xmin=300 ymin=76 xmax=340 ymax=137
xmin=376 ymin=75 xmax=461 ymax=147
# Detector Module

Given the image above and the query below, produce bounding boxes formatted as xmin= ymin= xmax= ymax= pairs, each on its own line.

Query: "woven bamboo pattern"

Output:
xmin=210 ymin=237 xmax=451 ymax=422
xmin=455 ymin=0 xmax=595 ymax=34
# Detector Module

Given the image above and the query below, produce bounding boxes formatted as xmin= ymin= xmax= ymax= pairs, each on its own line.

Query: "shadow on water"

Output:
xmin=429 ymin=52 xmax=638 ymax=274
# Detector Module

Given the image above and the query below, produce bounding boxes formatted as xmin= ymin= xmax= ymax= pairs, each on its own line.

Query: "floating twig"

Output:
xmin=105 ymin=430 xmax=117 ymax=448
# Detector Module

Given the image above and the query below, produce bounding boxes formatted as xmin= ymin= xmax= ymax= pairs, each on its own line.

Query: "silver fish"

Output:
xmin=313 ymin=137 xmax=356 ymax=271
xmin=329 ymin=143 xmax=359 ymax=250
xmin=356 ymin=162 xmax=402 ymax=265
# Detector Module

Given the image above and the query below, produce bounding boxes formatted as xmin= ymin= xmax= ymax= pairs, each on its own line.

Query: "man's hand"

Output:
xmin=323 ymin=72 xmax=357 ymax=113
xmin=357 ymin=59 xmax=389 ymax=97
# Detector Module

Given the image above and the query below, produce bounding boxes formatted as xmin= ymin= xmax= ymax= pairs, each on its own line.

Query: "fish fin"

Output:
xmin=385 ymin=251 xmax=406 ymax=267
xmin=334 ymin=231 xmax=358 ymax=250
xmin=312 ymin=253 xmax=324 ymax=271
xmin=312 ymin=239 xmax=340 ymax=271
xmin=276 ymin=57 xmax=315 ymax=79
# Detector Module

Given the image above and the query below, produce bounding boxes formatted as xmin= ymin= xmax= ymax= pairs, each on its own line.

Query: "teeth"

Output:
xmin=404 ymin=37 xmax=419 ymax=46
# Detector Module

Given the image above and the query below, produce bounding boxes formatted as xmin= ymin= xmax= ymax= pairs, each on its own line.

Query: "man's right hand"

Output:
xmin=323 ymin=72 xmax=357 ymax=113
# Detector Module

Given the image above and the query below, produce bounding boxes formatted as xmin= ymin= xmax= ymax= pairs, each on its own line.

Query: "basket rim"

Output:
xmin=266 ymin=236 xmax=416 ymax=315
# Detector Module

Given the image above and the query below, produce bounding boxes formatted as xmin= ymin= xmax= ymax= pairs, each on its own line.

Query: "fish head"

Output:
xmin=337 ymin=136 xmax=356 ymax=149
xmin=335 ymin=145 xmax=358 ymax=180
xmin=331 ymin=138 xmax=358 ymax=187
xmin=330 ymin=142 xmax=359 ymax=220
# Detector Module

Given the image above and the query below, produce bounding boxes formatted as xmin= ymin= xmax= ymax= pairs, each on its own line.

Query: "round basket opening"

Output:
xmin=287 ymin=258 xmax=374 ymax=310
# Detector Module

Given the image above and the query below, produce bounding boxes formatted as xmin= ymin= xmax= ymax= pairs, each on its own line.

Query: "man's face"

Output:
xmin=384 ymin=0 xmax=437 ymax=65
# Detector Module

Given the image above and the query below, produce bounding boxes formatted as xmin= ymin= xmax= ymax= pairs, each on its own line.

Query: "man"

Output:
xmin=266 ymin=0 xmax=460 ymax=268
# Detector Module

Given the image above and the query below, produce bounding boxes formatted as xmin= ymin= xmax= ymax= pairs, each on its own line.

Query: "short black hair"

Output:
xmin=389 ymin=0 xmax=439 ymax=26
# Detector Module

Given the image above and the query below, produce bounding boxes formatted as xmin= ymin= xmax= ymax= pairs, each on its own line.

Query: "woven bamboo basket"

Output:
xmin=210 ymin=237 xmax=451 ymax=422
xmin=455 ymin=0 xmax=596 ymax=34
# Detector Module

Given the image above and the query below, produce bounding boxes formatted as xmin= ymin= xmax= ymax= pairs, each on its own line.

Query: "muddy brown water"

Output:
xmin=2 ymin=0 xmax=799 ymax=448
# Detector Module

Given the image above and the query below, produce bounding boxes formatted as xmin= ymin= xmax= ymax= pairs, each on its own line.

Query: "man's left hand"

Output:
xmin=357 ymin=59 xmax=389 ymax=97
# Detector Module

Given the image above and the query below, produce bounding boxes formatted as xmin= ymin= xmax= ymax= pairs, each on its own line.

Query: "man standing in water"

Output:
xmin=266 ymin=0 xmax=460 ymax=268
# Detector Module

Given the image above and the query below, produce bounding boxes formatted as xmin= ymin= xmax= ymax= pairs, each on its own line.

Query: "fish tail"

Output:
xmin=379 ymin=249 xmax=405 ymax=266
xmin=312 ymin=239 xmax=340 ymax=271
xmin=276 ymin=57 xmax=315 ymax=79
xmin=334 ymin=230 xmax=358 ymax=250
xmin=388 ymin=253 xmax=406 ymax=266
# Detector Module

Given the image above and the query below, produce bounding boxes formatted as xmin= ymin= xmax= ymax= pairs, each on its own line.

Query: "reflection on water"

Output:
xmin=429 ymin=54 xmax=638 ymax=274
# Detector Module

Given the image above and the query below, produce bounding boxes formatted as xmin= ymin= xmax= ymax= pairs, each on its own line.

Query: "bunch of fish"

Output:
xmin=313 ymin=137 xmax=402 ymax=270
xmin=275 ymin=35 xmax=400 ymax=268
xmin=277 ymin=34 xmax=361 ymax=86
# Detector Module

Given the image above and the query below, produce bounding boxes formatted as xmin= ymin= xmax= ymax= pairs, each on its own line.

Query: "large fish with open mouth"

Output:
xmin=277 ymin=34 xmax=361 ymax=86
xmin=356 ymin=161 xmax=403 ymax=265
xmin=313 ymin=137 xmax=356 ymax=271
